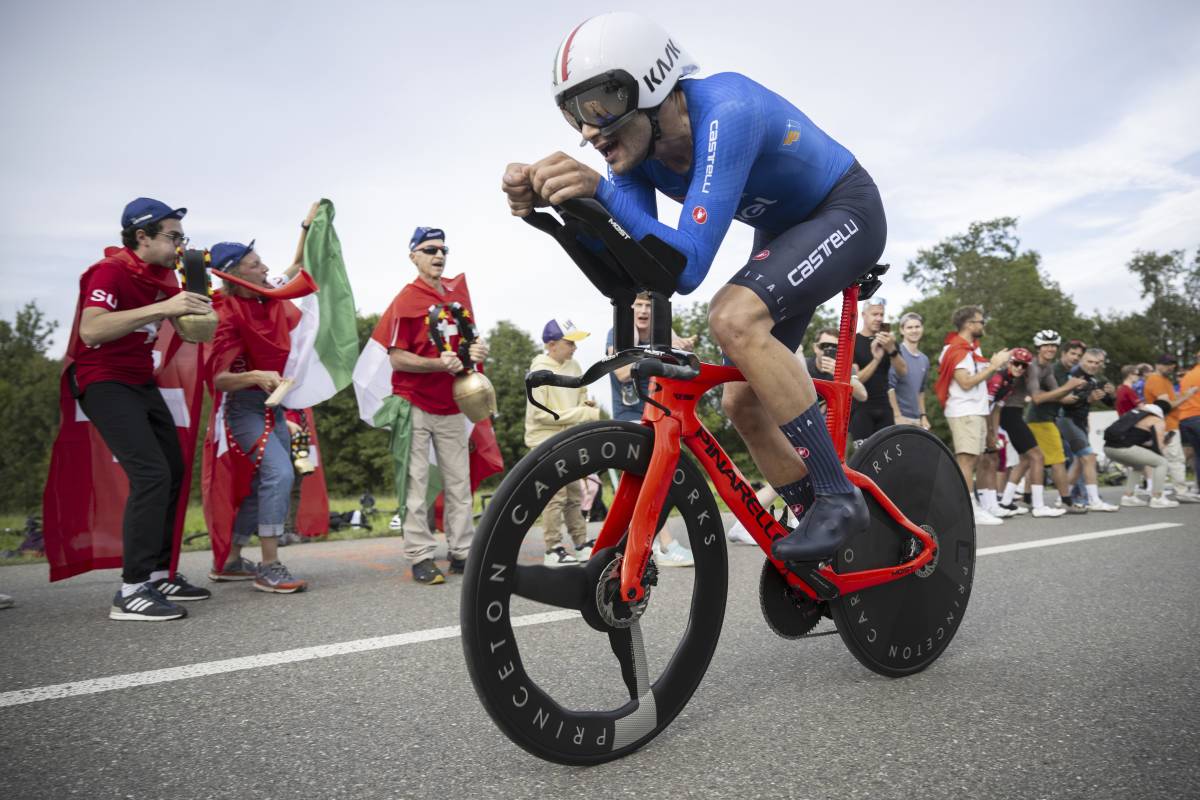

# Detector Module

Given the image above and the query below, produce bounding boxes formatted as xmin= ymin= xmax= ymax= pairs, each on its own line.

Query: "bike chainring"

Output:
xmin=759 ymin=559 xmax=834 ymax=639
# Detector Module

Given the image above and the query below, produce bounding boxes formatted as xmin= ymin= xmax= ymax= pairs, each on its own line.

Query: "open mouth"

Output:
xmin=596 ymin=140 xmax=618 ymax=161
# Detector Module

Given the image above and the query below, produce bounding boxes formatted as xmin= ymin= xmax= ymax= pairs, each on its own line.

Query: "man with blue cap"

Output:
xmin=368 ymin=226 xmax=489 ymax=585
xmin=57 ymin=197 xmax=214 ymax=620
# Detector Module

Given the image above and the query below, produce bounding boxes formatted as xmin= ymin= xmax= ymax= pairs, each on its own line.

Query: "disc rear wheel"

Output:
xmin=829 ymin=426 xmax=976 ymax=676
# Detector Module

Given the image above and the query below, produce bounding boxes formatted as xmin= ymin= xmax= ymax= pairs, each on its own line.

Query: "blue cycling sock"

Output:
xmin=779 ymin=406 xmax=854 ymax=495
xmin=775 ymin=476 xmax=815 ymax=517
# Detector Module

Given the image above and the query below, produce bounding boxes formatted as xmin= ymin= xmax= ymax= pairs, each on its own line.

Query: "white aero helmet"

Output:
xmin=552 ymin=12 xmax=698 ymax=136
xmin=1032 ymin=329 xmax=1062 ymax=347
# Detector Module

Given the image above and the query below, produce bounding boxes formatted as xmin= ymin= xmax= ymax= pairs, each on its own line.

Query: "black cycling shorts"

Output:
xmin=728 ymin=161 xmax=887 ymax=351
xmin=1000 ymin=406 xmax=1038 ymax=455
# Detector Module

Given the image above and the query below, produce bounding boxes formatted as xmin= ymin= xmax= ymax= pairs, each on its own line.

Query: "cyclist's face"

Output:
xmin=581 ymin=113 xmax=652 ymax=175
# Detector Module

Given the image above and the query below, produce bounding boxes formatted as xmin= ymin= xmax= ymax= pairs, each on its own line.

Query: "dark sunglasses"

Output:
xmin=415 ymin=246 xmax=449 ymax=256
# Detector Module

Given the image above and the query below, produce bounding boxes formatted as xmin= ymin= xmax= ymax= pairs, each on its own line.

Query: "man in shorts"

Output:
xmin=1025 ymin=330 xmax=1088 ymax=513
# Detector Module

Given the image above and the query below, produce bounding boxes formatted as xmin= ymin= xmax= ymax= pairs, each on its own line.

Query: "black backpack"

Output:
xmin=1103 ymin=410 xmax=1150 ymax=449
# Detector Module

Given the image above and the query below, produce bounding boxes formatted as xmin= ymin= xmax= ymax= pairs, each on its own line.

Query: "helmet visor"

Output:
xmin=559 ymin=78 xmax=636 ymax=135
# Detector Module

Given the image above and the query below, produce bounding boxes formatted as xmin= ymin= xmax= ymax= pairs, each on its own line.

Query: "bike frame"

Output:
xmin=592 ymin=283 xmax=938 ymax=603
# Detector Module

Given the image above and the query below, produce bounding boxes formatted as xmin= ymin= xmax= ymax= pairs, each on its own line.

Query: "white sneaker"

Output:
xmin=1119 ymin=495 xmax=1147 ymax=507
xmin=1031 ymin=505 xmax=1067 ymax=518
xmin=986 ymin=504 xmax=1017 ymax=519
xmin=725 ymin=521 xmax=757 ymax=545
xmin=656 ymin=540 xmax=695 ymax=568
xmin=973 ymin=505 xmax=1004 ymax=526
xmin=1149 ymin=496 xmax=1180 ymax=509
xmin=1087 ymin=500 xmax=1120 ymax=512
xmin=998 ymin=502 xmax=1029 ymax=516
xmin=1172 ymin=491 xmax=1200 ymax=504
xmin=544 ymin=546 xmax=578 ymax=566
xmin=574 ymin=540 xmax=595 ymax=561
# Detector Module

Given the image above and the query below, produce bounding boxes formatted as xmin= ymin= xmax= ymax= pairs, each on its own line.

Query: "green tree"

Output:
xmin=0 ymin=302 xmax=62 ymax=511
xmin=312 ymin=313 xmax=393 ymax=497
xmin=484 ymin=319 xmax=540 ymax=471
xmin=900 ymin=218 xmax=1089 ymax=438
xmin=903 ymin=218 xmax=1087 ymax=355
xmin=1124 ymin=248 xmax=1200 ymax=361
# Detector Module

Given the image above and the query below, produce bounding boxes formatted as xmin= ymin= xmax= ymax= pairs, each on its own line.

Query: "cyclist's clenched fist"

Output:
xmin=527 ymin=152 xmax=603 ymax=208
xmin=501 ymin=163 xmax=545 ymax=217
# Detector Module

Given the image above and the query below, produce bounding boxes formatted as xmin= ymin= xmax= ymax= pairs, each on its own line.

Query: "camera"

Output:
xmin=818 ymin=342 xmax=838 ymax=359
xmin=1069 ymin=371 xmax=1103 ymax=400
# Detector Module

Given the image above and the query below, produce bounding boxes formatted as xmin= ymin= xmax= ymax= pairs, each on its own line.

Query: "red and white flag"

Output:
xmin=42 ymin=322 xmax=203 ymax=582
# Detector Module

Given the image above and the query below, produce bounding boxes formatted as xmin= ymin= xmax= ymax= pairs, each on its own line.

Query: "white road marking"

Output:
xmin=0 ymin=522 xmax=1186 ymax=709
xmin=976 ymin=522 xmax=1183 ymax=556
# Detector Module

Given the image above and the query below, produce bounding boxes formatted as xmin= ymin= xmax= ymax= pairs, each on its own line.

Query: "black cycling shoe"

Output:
xmin=771 ymin=489 xmax=869 ymax=562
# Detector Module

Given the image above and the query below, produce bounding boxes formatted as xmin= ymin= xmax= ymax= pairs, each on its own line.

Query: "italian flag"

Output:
xmin=278 ymin=198 xmax=359 ymax=409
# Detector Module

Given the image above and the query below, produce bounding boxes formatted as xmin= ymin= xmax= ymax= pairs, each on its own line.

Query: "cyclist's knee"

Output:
xmin=709 ymin=288 xmax=771 ymax=353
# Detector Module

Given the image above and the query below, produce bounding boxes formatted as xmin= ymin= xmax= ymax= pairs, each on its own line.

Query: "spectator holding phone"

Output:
xmin=850 ymin=298 xmax=906 ymax=446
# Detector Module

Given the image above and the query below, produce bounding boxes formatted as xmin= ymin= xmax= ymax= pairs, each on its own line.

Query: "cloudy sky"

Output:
xmin=2 ymin=0 xmax=1198 ymax=408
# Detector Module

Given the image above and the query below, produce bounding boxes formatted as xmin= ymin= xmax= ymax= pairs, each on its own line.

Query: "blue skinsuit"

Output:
xmin=594 ymin=72 xmax=857 ymax=295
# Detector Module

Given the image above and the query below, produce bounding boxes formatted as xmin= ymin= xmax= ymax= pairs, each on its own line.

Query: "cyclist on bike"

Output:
xmin=502 ymin=12 xmax=885 ymax=561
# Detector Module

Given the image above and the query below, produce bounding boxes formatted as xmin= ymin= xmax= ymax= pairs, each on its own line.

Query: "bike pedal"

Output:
xmin=785 ymin=560 xmax=839 ymax=601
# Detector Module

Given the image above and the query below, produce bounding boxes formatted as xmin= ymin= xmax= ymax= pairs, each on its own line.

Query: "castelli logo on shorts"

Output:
xmin=795 ymin=446 xmax=810 ymax=459
xmin=692 ymin=206 xmax=707 ymax=224
xmin=752 ymin=249 xmax=770 ymax=261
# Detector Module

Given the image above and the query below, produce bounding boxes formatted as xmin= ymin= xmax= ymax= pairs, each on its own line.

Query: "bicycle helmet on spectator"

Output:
xmin=1010 ymin=347 xmax=1034 ymax=364
xmin=1032 ymin=330 xmax=1061 ymax=347
xmin=552 ymin=12 xmax=698 ymax=149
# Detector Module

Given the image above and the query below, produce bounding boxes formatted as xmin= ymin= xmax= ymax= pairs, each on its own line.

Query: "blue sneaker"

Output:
xmin=110 ymin=585 xmax=187 ymax=621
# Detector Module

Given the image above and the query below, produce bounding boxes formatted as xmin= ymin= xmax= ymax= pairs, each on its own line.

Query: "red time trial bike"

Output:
xmin=461 ymin=199 xmax=975 ymax=765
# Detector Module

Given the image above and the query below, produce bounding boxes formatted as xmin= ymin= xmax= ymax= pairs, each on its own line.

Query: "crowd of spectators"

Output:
xmin=25 ymin=196 xmax=1199 ymax=618
xmin=911 ymin=307 xmax=1200 ymax=526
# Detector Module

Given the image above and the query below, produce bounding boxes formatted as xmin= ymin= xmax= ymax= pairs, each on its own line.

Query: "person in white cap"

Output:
xmin=525 ymin=318 xmax=601 ymax=565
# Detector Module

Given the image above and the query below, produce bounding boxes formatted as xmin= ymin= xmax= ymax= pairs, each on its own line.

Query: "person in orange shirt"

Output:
xmin=1177 ymin=346 xmax=1200 ymax=492
xmin=1143 ymin=354 xmax=1200 ymax=499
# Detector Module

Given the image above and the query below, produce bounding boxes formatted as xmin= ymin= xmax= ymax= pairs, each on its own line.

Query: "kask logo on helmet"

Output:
xmin=643 ymin=40 xmax=683 ymax=95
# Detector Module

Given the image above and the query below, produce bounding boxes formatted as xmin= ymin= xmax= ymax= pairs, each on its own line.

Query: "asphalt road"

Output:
xmin=1 ymin=493 xmax=1197 ymax=800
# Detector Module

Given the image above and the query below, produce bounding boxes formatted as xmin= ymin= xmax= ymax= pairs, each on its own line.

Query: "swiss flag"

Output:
xmin=42 ymin=323 xmax=203 ymax=582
